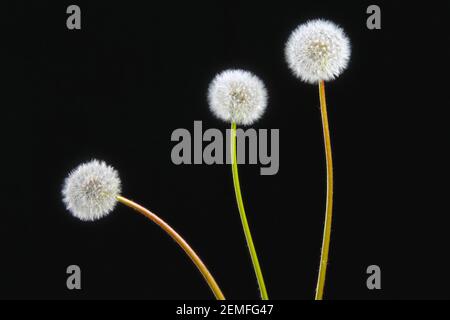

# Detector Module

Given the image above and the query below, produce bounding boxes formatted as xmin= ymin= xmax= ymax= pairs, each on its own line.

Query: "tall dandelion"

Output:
xmin=285 ymin=19 xmax=351 ymax=300
xmin=208 ymin=69 xmax=269 ymax=300
xmin=62 ymin=159 xmax=225 ymax=300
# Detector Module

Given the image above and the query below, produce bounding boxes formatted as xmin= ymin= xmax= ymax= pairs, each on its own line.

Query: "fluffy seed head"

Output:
xmin=285 ymin=19 xmax=351 ymax=84
xmin=208 ymin=69 xmax=268 ymax=126
xmin=62 ymin=160 xmax=121 ymax=221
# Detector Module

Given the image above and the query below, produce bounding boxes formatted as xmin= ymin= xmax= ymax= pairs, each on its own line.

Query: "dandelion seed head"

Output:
xmin=62 ymin=160 xmax=121 ymax=221
xmin=285 ymin=19 xmax=351 ymax=83
xmin=208 ymin=69 xmax=268 ymax=125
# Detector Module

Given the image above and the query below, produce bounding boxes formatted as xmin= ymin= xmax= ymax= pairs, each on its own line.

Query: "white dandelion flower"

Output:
xmin=208 ymin=69 xmax=268 ymax=126
xmin=62 ymin=160 xmax=121 ymax=221
xmin=285 ymin=19 xmax=351 ymax=84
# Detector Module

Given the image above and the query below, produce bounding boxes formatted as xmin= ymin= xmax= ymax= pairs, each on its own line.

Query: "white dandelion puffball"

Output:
xmin=285 ymin=19 xmax=351 ymax=84
xmin=62 ymin=160 xmax=121 ymax=221
xmin=208 ymin=69 xmax=268 ymax=126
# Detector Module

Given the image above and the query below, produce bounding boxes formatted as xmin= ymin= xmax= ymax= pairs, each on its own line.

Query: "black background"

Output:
xmin=2 ymin=1 xmax=449 ymax=300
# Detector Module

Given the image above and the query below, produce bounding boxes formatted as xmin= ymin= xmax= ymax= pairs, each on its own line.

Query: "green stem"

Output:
xmin=230 ymin=122 xmax=269 ymax=300
xmin=315 ymin=80 xmax=334 ymax=300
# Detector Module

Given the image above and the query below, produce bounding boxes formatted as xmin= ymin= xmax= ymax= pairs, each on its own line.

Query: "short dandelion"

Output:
xmin=208 ymin=69 xmax=269 ymax=300
xmin=62 ymin=159 xmax=225 ymax=300
xmin=285 ymin=19 xmax=351 ymax=300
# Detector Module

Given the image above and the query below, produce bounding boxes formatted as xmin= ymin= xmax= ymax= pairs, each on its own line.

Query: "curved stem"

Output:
xmin=315 ymin=80 xmax=334 ymax=300
xmin=116 ymin=195 xmax=225 ymax=300
xmin=230 ymin=122 xmax=269 ymax=300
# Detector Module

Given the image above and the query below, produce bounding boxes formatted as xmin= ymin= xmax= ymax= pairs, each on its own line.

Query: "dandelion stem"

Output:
xmin=116 ymin=195 xmax=225 ymax=300
xmin=315 ymin=80 xmax=334 ymax=300
xmin=230 ymin=122 xmax=269 ymax=300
